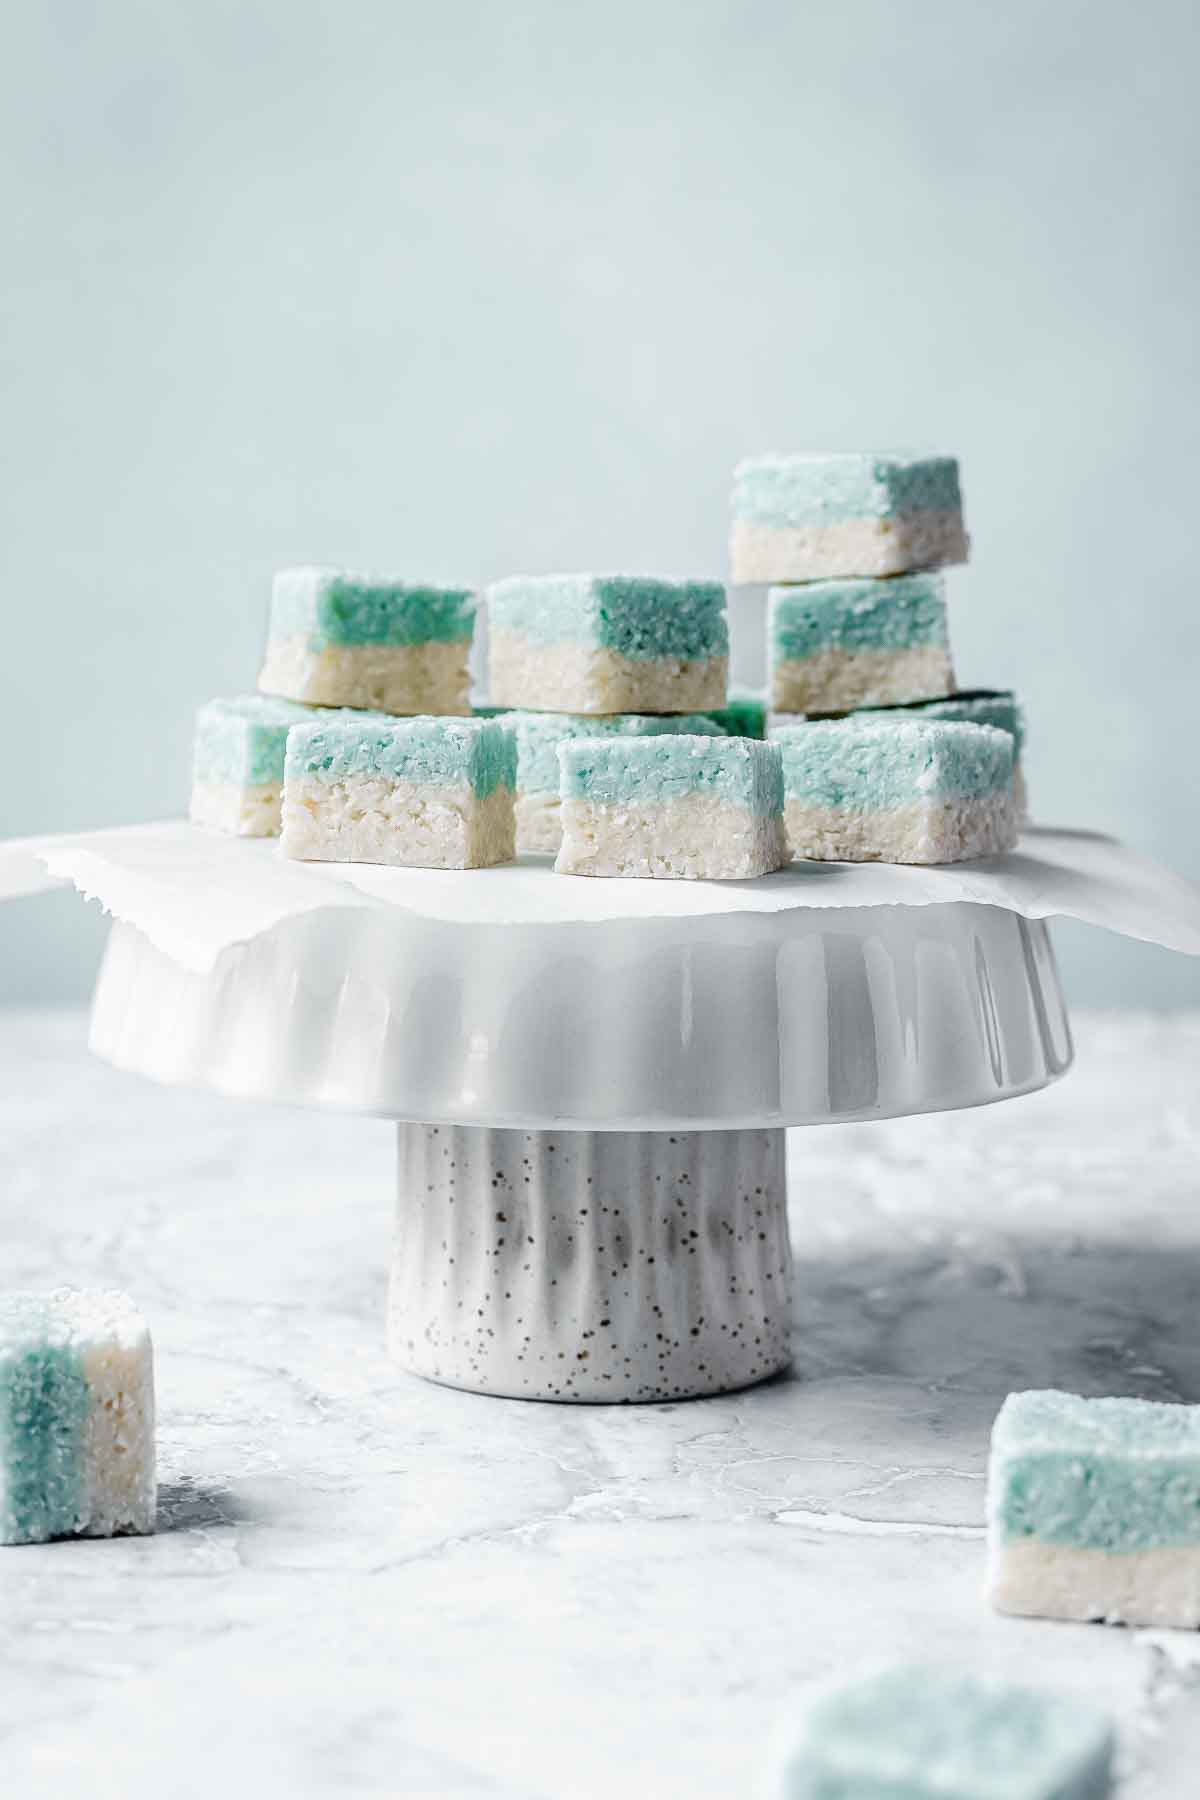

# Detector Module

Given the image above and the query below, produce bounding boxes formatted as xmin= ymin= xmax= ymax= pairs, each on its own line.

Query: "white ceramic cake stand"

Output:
xmin=83 ymin=850 xmax=1073 ymax=1405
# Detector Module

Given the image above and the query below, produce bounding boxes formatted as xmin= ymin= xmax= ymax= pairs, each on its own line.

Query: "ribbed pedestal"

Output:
xmin=390 ymin=1125 xmax=791 ymax=1402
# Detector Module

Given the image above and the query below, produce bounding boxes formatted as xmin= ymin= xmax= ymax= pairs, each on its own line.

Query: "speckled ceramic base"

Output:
xmin=389 ymin=1125 xmax=791 ymax=1402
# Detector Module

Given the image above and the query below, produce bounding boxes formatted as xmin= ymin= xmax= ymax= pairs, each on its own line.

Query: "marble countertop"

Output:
xmin=2 ymin=1007 xmax=1199 ymax=1797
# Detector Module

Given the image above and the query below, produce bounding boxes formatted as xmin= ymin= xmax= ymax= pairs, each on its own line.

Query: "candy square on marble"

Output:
xmin=988 ymin=1388 xmax=1200 ymax=1629
xmin=486 ymin=574 xmax=728 ymax=715
xmin=258 ymin=568 xmax=476 ymax=715
xmin=774 ymin=716 xmax=1016 ymax=865
xmin=0 ymin=1290 xmax=155 ymax=1545
xmin=771 ymin=1665 xmax=1114 ymax=1800
xmin=767 ymin=573 xmax=955 ymax=713
xmin=732 ymin=451 xmax=969 ymax=583
xmin=555 ymin=734 xmax=785 ymax=880
xmin=280 ymin=716 xmax=516 ymax=869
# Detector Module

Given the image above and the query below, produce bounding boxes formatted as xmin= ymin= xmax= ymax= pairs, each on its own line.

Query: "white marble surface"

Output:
xmin=2 ymin=1009 xmax=1200 ymax=1797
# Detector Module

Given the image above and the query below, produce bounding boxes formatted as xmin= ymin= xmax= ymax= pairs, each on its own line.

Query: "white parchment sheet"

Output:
xmin=2 ymin=819 xmax=1198 ymax=974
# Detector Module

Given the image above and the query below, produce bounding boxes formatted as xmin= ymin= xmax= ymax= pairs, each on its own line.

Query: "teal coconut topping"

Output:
xmin=989 ymin=1390 xmax=1200 ymax=1553
xmin=486 ymin=574 xmax=728 ymax=663
xmin=270 ymin=568 xmax=476 ymax=650
xmin=774 ymin=718 xmax=1011 ymax=810
xmin=702 ymin=689 xmax=767 ymax=738
xmin=193 ymin=695 xmax=318 ymax=787
xmin=780 ymin=1665 xmax=1114 ymax=1800
xmin=558 ymin=735 xmax=782 ymax=816
xmin=286 ymin=717 xmax=516 ymax=798
xmin=863 ymin=689 xmax=1025 ymax=757
xmin=500 ymin=711 xmax=725 ymax=795
xmin=733 ymin=451 xmax=963 ymax=530
xmin=0 ymin=1296 xmax=90 ymax=1545
xmin=769 ymin=574 xmax=949 ymax=662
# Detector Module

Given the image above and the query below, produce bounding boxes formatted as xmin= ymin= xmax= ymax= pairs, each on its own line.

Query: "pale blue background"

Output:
xmin=2 ymin=0 xmax=1197 ymax=1005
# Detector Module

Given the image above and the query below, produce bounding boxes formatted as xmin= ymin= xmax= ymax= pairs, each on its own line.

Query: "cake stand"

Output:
xmin=82 ymin=845 xmax=1073 ymax=1405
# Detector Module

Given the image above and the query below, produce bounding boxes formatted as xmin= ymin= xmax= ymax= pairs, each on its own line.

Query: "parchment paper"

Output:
xmin=2 ymin=819 xmax=1198 ymax=974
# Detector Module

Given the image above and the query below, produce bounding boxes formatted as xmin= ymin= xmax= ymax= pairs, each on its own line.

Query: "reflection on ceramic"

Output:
xmin=89 ymin=902 xmax=1071 ymax=1129
xmin=390 ymin=1125 xmax=791 ymax=1402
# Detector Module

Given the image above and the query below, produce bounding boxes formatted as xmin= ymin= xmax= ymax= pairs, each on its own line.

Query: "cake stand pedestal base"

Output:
xmin=389 ymin=1124 xmax=791 ymax=1402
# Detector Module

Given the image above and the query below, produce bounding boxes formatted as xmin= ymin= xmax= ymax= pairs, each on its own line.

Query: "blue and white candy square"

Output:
xmin=555 ymin=735 xmax=786 ymax=880
xmin=500 ymin=710 xmax=727 ymax=853
xmin=862 ymin=689 xmax=1029 ymax=816
xmin=774 ymin=717 xmax=1016 ymax=865
xmin=768 ymin=573 xmax=955 ymax=714
xmin=732 ymin=452 xmax=969 ymax=584
xmin=486 ymin=574 xmax=728 ymax=716
xmin=190 ymin=694 xmax=321 ymax=837
xmin=281 ymin=716 xmax=517 ymax=869
xmin=190 ymin=695 xmax=396 ymax=837
xmin=988 ymin=1389 xmax=1200 ymax=1629
xmin=258 ymin=568 xmax=476 ymax=715
xmin=0 ymin=1290 xmax=155 ymax=1545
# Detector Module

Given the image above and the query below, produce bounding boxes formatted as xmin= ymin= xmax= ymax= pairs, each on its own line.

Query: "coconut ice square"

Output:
xmin=775 ymin=717 xmax=1016 ymax=864
xmin=768 ymin=573 xmax=955 ymax=713
xmin=500 ymin=710 xmax=726 ymax=852
xmin=732 ymin=451 xmax=969 ymax=583
xmin=863 ymin=688 xmax=1029 ymax=814
xmin=190 ymin=694 xmax=321 ymax=837
xmin=988 ymin=1389 xmax=1200 ymax=1629
xmin=258 ymin=568 xmax=476 ymax=715
xmin=486 ymin=574 xmax=728 ymax=715
xmin=281 ymin=716 xmax=516 ymax=869
xmin=0 ymin=1290 xmax=155 ymax=1545
xmin=555 ymin=734 xmax=785 ymax=880
xmin=770 ymin=1665 xmax=1113 ymax=1800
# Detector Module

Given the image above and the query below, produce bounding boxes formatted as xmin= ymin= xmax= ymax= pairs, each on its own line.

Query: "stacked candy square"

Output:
xmin=189 ymin=567 xmax=518 ymax=868
xmin=733 ymin=452 xmax=1023 ymax=863
xmin=485 ymin=573 xmax=786 ymax=878
xmin=188 ymin=564 xmax=785 ymax=878
xmin=732 ymin=452 xmax=966 ymax=717
xmin=185 ymin=453 xmax=1023 ymax=876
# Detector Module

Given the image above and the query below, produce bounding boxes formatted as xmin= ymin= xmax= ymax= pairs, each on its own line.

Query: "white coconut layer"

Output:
xmin=770 ymin=644 xmax=955 ymax=714
xmin=515 ymin=791 xmax=562 ymax=854
xmin=258 ymin=638 xmax=470 ymax=715
xmin=731 ymin=510 xmax=968 ymax=583
xmin=488 ymin=633 xmax=727 ymax=715
xmin=784 ymin=788 xmax=1016 ymax=865
xmin=556 ymin=792 xmax=786 ymax=880
xmin=988 ymin=1537 xmax=1200 ymax=1630
xmin=280 ymin=775 xmax=515 ymax=869
xmin=77 ymin=1298 xmax=156 ymax=1538
xmin=189 ymin=779 xmax=283 ymax=837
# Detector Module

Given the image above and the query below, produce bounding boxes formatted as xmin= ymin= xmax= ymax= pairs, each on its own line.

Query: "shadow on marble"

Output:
xmin=793 ymin=1236 xmax=1200 ymax=1395
xmin=156 ymin=1478 xmax=255 ymax=1534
